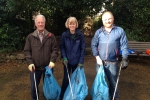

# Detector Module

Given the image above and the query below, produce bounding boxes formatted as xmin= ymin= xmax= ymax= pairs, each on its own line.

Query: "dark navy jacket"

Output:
xmin=60 ymin=29 xmax=85 ymax=66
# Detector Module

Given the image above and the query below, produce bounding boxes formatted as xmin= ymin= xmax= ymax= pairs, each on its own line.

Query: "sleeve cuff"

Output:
xmin=63 ymin=58 xmax=67 ymax=61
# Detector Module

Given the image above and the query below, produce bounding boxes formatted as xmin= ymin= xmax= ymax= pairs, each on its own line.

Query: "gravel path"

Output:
xmin=0 ymin=56 xmax=150 ymax=100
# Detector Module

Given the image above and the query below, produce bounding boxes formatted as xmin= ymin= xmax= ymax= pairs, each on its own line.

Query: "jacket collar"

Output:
xmin=65 ymin=29 xmax=81 ymax=37
xmin=32 ymin=29 xmax=50 ymax=37
xmin=100 ymin=25 xmax=117 ymax=32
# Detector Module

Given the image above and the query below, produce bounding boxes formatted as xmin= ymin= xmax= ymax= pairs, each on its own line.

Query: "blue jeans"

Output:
xmin=30 ymin=69 xmax=46 ymax=100
xmin=96 ymin=61 xmax=119 ymax=98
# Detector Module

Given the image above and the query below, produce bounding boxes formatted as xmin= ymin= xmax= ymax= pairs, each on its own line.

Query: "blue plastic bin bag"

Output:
xmin=63 ymin=67 xmax=88 ymax=100
xmin=90 ymin=65 xmax=109 ymax=100
xmin=43 ymin=66 xmax=61 ymax=100
xmin=128 ymin=49 xmax=135 ymax=54
xmin=119 ymin=49 xmax=135 ymax=54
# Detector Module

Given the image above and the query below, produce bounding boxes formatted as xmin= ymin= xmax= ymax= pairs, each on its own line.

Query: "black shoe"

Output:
xmin=111 ymin=98 xmax=119 ymax=100
xmin=59 ymin=97 xmax=63 ymax=100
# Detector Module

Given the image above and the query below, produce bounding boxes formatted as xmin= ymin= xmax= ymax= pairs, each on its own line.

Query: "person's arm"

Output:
xmin=24 ymin=34 xmax=35 ymax=72
xmin=48 ymin=33 xmax=59 ymax=68
xmin=120 ymin=29 xmax=129 ymax=69
xmin=60 ymin=33 xmax=67 ymax=59
xmin=24 ymin=34 xmax=34 ymax=65
xmin=91 ymin=29 xmax=100 ymax=57
xmin=120 ymin=29 xmax=129 ymax=58
xmin=59 ymin=32 xmax=69 ymax=66
xmin=50 ymin=34 xmax=59 ymax=63
xmin=78 ymin=33 xmax=86 ymax=64
xmin=91 ymin=29 xmax=103 ymax=65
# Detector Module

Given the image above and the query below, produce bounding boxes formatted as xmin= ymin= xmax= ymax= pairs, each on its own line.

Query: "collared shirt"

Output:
xmin=37 ymin=30 xmax=44 ymax=36
xmin=37 ymin=30 xmax=44 ymax=42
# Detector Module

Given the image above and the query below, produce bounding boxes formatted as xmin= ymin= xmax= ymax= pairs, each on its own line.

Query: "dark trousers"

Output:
xmin=30 ymin=69 xmax=46 ymax=100
xmin=60 ymin=64 xmax=77 ymax=99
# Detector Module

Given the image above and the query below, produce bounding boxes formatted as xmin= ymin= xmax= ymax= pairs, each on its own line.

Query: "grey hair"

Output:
xmin=34 ymin=14 xmax=46 ymax=23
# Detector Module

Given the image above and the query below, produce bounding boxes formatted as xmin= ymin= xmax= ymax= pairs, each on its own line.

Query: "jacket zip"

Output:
xmin=105 ymin=32 xmax=110 ymax=60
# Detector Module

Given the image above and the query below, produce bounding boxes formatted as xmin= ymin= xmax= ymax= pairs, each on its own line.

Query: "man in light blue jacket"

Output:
xmin=91 ymin=11 xmax=129 ymax=100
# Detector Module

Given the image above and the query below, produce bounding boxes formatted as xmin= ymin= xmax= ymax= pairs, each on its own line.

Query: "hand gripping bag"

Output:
xmin=90 ymin=65 xmax=109 ymax=100
xmin=63 ymin=67 xmax=88 ymax=100
xmin=43 ymin=66 xmax=61 ymax=100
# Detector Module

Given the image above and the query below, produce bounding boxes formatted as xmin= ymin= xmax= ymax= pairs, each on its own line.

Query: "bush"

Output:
xmin=0 ymin=24 xmax=26 ymax=52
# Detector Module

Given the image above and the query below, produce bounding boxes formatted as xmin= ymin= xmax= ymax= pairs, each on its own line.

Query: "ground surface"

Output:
xmin=0 ymin=55 xmax=150 ymax=100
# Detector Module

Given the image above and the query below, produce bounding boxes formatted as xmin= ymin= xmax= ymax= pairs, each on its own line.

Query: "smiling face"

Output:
xmin=65 ymin=17 xmax=78 ymax=34
xmin=68 ymin=21 xmax=77 ymax=33
xmin=35 ymin=15 xmax=45 ymax=33
xmin=102 ymin=12 xmax=114 ymax=28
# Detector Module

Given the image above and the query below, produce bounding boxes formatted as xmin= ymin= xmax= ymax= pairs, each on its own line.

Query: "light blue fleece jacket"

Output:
xmin=91 ymin=26 xmax=129 ymax=61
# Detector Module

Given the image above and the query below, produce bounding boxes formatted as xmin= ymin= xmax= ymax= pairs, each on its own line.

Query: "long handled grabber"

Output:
xmin=112 ymin=64 xmax=122 ymax=100
xmin=65 ymin=64 xmax=74 ymax=99
xmin=32 ymin=67 xmax=39 ymax=100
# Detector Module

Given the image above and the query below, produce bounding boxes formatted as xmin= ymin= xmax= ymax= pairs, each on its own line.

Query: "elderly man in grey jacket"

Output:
xmin=24 ymin=14 xmax=58 ymax=100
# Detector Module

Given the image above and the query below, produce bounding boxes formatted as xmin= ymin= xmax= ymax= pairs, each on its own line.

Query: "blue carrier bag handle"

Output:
xmin=43 ymin=66 xmax=61 ymax=100
xmin=90 ymin=65 xmax=109 ymax=100
xmin=63 ymin=67 xmax=88 ymax=100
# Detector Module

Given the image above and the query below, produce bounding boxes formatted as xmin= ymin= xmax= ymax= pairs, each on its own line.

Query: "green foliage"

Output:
xmin=2 ymin=0 xmax=150 ymax=53
xmin=2 ymin=0 xmax=105 ymax=35
xmin=0 ymin=0 xmax=105 ymax=52
xmin=92 ymin=17 xmax=103 ymax=33
xmin=104 ymin=0 xmax=150 ymax=41
xmin=0 ymin=0 xmax=35 ymax=52
xmin=0 ymin=24 xmax=26 ymax=52
xmin=42 ymin=0 xmax=105 ymax=35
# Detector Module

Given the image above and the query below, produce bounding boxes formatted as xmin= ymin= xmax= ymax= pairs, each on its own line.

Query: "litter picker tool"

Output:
xmin=65 ymin=64 xmax=74 ymax=99
xmin=112 ymin=64 xmax=122 ymax=100
xmin=32 ymin=67 xmax=39 ymax=100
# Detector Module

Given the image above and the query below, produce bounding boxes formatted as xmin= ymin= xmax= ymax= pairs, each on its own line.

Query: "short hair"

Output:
xmin=102 ymin=11 xmax=114 ymax=20
xmin=102 ymin=11 xmax=114 ymax=17
xmin=34 ymin=14 xmax=46 ymax=23
xmin=65 ymin=17 xmax=78 ymax=28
